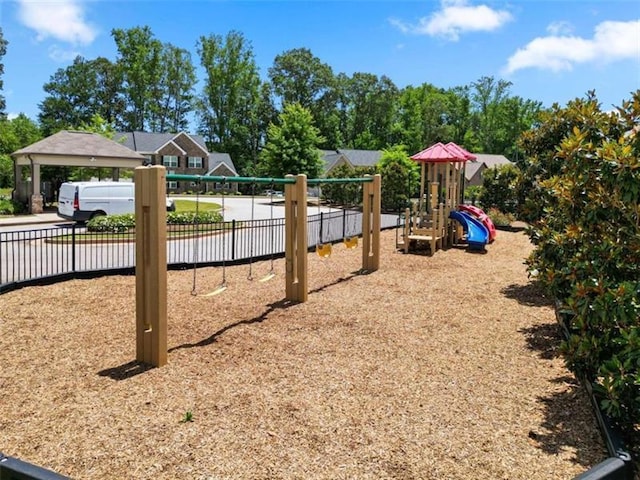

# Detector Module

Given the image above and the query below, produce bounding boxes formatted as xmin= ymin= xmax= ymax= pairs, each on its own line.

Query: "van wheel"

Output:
xmin=90 ymin=211 xmax=106 ymax=220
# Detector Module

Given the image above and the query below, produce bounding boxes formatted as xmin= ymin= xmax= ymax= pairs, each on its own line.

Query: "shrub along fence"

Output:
xmin=0 ymin=210 xmax=399 ymax=294
xmin=522 ymin=93 xmax=639 ymax=479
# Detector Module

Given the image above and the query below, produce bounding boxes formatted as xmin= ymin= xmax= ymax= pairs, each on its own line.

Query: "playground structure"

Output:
xmin=134 ymin=167 xmax=381 ymax=367
xmin=397 ymin=142 xmax=494 ymax=255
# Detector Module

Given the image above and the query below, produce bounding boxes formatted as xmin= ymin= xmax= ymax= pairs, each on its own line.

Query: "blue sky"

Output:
xmin=2 ymin=0 xmax=639 ymax=123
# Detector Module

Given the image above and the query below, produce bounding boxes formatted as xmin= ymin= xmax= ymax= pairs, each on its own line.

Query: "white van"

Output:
xmin=57 ymin=181 xmax=175 ymax=222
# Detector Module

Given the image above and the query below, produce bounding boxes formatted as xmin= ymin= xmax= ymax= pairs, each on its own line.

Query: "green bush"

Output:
xmin=87 ymin=211 xmax=224 ymax=233
xmin=323 ymin=164 xmax=375 ymax=205
xmin=87 ymin=214 xmax=135 ymax=233
xmin=486 ymin=208 xmax=514 ymax=227
xmin=478 ymin=164 xmax=519 ymax=215
xmin=376 ymin=145 xmax=420 ymax=212
xmin=167 ymin=211 xmax=222 ymax=225
xmin=464 ymin=185 xmax=483 ymax=205
xmin=0 ymin=198 xmax=26 ymax=215
xmin=523 ymin=91 xmax=640 ymax=428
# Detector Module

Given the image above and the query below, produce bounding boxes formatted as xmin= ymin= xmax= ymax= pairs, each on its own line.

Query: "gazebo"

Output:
xmin=11 ymin=130 xmax=147 ymax=213
xmin=397 ymin=142 xmax=474 ymax=254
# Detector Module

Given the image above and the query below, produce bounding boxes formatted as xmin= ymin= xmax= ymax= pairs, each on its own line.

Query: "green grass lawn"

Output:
xmin=173 ymin=199 xmax=221 ymax=213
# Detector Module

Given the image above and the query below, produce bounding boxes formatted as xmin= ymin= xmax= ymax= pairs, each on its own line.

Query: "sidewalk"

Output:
xmin=0 ymin=212 xmax=64 ymax=227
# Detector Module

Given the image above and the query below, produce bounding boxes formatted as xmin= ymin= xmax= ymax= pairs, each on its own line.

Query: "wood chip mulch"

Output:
xmin=0 ymin=229 xmax=606 ymax=479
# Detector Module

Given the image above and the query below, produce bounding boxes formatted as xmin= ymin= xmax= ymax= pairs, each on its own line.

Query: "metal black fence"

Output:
xmin=0 ymin=210 xmax=401 ymax=293
xmin=0 ymin=452 xmax=69 ymax=480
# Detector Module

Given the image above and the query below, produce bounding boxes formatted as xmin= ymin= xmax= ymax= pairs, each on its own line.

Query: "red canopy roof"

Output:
xmin=410 ymin=142 xmax=473 ymax=163
xmin=445 ymin=142 xmax=476 ymax=161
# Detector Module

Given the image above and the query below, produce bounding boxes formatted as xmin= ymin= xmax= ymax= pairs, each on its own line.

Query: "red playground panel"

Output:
xmin=458 ymin=205 xmax=497 ymax=243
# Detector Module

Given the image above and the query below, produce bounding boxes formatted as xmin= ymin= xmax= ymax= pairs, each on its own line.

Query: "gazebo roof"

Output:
xmin=12 ymin=130 xmax=146 ymax=161
xmin=410 ymin=142 xmax=473 ymax=163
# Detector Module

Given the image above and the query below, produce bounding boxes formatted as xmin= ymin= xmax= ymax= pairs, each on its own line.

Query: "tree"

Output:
xmin=500 ymin=96 xmax=542 ymax=161
xmin=444 ymin=86 xmax=473 ymax=147
xmin=258 ymin=103 xmax=324 ymax=179
xmin=391 ymin=84 xmax=454 ymax=154
xmin=196 ymin=31 xmax=261 ymax=175
xmin=469 ymin=76 xmax=513 ymax=153
xmin=268 ymin=48 xmax=337 ymax=148
xmin=0 ymin=28 xmax=8 ymax=119
xmin=0 ymin=114 xmax=42 ymax=188
xmin=0 ymin=120 xmax=17 ymax=187
xmin=38 ymin=56 xmax=124 ymax=136
xmin=344 ymin=73 xmax=398 ymax=149
xmin=149 ymin=43 xmax=196 ymax=133
xmin=376 ymin=145 xmax=419 ymax=211
xmin=112 ymin=26 xmax=163 ymax=131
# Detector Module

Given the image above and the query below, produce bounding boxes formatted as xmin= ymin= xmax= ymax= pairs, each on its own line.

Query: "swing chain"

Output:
xmin=219 ymin=178 xmax=227 ymax=288
xmin=247 ymin=182 xmax=256 ymax=281
xmin=191 ymin=181 xmax=201 ymax=295
xmin=267 ymin=181 xmax=276 ymax=275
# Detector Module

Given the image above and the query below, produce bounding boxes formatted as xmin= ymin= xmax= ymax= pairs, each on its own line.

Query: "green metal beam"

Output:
xmin=165 ymin=174 xmax=295 ymax=185
xmin=164 ymin=174 xmax=374 ymax=185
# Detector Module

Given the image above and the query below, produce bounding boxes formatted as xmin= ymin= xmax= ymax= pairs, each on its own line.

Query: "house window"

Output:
xmin=167 ymin=170 xmax=177 ymax=190
xmin=162 ymin=155 xmax=178 ymax=168
xmin=188 ymin=156 xmax=203 ymax=168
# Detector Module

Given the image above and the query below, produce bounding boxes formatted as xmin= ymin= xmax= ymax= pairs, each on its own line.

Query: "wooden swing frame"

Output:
xmin=134 ymin=169 xmax=380 ymax=367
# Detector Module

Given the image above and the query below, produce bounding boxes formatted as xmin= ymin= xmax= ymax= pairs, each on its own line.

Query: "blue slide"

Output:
xmin=449 ymin=210 xmax=489 ymax=250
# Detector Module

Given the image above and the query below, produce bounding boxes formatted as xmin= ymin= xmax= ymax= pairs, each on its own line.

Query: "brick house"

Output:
xmin=115 ymin=131 xmax=238 ymax=193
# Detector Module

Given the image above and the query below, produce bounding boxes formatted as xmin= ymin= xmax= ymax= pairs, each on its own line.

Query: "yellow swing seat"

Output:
xmin=316 ymin=243 xmax=332 ymax=258
xmin=259 ymin=272 xmax=275 ymax=283
xmin=203 ymin=284 xmax=227 ymax=297
xmin=343 ymin=236 xmax=358 ymax=249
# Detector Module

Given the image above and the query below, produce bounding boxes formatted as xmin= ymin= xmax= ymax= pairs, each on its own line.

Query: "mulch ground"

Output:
xmin=0 ymin=229 xmax=607 ymax=479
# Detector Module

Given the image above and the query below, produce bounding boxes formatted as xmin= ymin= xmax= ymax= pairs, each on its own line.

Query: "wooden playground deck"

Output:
xmin=0 ymin=229 xmax=606 ymax=479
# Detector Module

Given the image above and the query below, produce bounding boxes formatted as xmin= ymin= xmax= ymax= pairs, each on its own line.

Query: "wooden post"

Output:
xmin=362 ymin=174 xmax=381 ymax=272
xmin=134 ymin=166 xmax=167 ymax=367
xmin=418 ymin=162 xmax=426 ymax=217
xmin=450 ymin=162 xmax=460 ymax=246
xmin=285 ymin=174 xmax=308 ymax=302
xmin=404 ymin=207 xmax=411 ymax=254
xmin=443 ymin=162 xmax=452 ymax=248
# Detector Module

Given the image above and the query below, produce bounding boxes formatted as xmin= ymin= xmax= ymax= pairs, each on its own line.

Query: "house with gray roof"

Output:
xmin=321 ymin=149 xmax=382 ymax=174
xmin=114 ymin=131 xmax=238 ymax=193
xmin=204 ymin=153 xmax=239 ymax=193
xmin=464 ymin=154 xmax=513 ymax=187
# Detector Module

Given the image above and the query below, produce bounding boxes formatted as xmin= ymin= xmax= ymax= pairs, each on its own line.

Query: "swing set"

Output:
xmin=189 ymin=180 xmax=279 ymax=297
xmin=314 ymin=182 xmax=361 ymax=257
xmin=134 ymin=168 xmax=381 ymax=367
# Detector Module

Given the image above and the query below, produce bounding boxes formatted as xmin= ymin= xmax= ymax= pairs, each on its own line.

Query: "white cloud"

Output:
xmin=7 ymin=113 xmax=19 ymax=121
xmin=390 ymin=0 xmax=512 ymax=41
xmin=546 ymin=21 xmax=573 ymax=36
xmin=48 ymin=45 xmax=81 ymax=62
xmin=504 ymin=19 xmax=640 ymax=74
xmin=389 ymin=17 xmax=410 ymax=34
xmin=17 ymin=0 xmax=97 ymax=45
